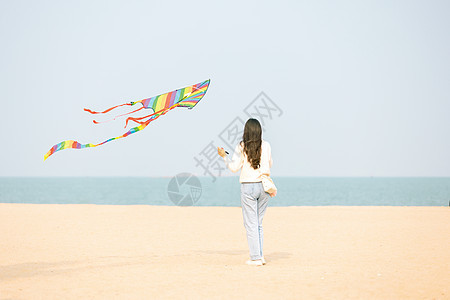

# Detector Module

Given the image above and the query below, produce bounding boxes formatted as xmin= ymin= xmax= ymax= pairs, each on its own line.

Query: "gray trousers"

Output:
xmin=240 ymin=182 xmax=270 ymax=260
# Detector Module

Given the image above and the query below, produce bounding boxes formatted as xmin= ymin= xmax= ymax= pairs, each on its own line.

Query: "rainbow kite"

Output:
xmin=44 ymin=79 xmax=210 ymax=160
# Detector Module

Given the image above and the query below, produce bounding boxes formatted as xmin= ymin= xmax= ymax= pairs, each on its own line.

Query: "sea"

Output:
xmin=1 ymin=177 xmax=449 ymax=206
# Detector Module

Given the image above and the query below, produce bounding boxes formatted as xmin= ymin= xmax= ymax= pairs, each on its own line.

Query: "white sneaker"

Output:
xmin=261 ymin=257 xmax=266 ymax=265
xmin=246 ymin=259 xmax=263 ymax=266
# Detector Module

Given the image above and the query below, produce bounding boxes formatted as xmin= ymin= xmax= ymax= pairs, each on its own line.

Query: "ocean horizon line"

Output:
xmin=1 ymin=175 xmax=450 ymax=179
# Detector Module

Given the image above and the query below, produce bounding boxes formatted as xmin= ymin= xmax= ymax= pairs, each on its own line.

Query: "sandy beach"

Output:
xmin=0 ymin=204 xmax=448 ymax=299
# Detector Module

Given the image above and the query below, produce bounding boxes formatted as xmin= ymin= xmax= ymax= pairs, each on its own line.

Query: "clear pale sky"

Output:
xmin=1 ymin=0 xmax=449 ymax=177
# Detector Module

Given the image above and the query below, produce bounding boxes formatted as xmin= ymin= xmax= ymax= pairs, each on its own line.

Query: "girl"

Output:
xmin=217 ymin=118 xmax=274 ymax=266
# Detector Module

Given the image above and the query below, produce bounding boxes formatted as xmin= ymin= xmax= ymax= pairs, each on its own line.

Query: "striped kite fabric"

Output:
xmin=44 ymin=79 xmax=210 ymax=160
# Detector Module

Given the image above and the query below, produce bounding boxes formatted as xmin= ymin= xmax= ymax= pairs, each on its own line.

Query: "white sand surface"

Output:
xmin=0 ymin=204 xmax=449 ymax=299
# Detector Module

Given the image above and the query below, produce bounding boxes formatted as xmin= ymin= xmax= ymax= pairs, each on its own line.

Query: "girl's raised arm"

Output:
xmin=219 ymin=144 xmax=244 ymax=173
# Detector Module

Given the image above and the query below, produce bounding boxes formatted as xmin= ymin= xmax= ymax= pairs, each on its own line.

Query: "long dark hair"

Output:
xmin=241 ymin=118 xmax=262 ymax=169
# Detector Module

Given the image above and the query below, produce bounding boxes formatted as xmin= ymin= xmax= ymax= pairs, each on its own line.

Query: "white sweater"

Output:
xmin=223 ymin=140 xmax=273 ymax=183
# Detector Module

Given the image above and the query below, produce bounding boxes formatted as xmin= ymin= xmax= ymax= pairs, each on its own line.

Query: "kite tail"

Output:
xmin=93 ymin=106 xmax=145 ymax=124
xmin=124 ymin=104 xmax=181 ymax=127
xmin=83 ymin=102 xmax=136 ymax=114
xmin=44 ymin=108 xmax=169 ymax=161
xmin=44 ymin=140 xmax=96 ymax=161
xmin=43 ymin=122 xmax=149 ymax=161
xmin=43 ymin=108 xmax=173 ymax=161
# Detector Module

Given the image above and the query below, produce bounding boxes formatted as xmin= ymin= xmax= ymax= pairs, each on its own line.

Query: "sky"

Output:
xmin=0 ymin=0 xmax=449 ymax=177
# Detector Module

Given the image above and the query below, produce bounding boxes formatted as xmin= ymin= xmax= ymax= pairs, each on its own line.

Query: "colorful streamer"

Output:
xmin=44 ymin=79 xmax=210 ymax=160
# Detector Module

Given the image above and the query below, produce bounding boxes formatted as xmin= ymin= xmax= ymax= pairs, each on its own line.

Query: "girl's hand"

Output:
xmin=217 ymin=147 xmax=226 ymax=158
xmin=269 ymin=191 xmax=277 ymax=197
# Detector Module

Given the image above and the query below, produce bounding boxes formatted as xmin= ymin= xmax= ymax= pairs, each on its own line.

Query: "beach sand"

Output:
xmin=0 ymin=204 xmax=448 ymax=299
